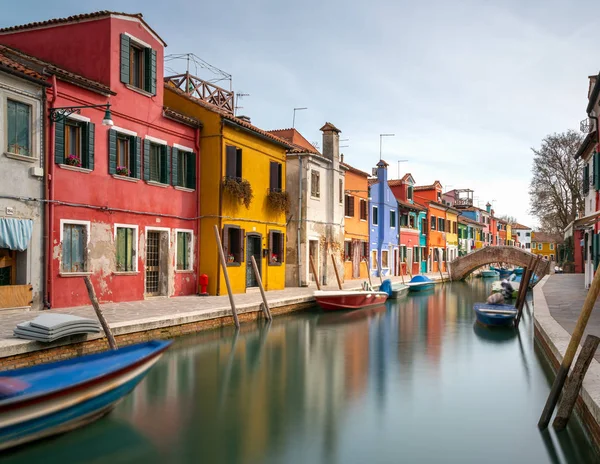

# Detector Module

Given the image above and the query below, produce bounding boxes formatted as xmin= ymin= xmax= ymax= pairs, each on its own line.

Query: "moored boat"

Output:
xmin=473 ymin=303 xmax=517 ymax=327
xmin=406 ymin=275 xmax=435 ymax=292
xmin=0 ymin=340 xmax=171 ymax=451
xmin=513 ymin=267 xmax=524 ymax=275
xmin=390 ymin=283 xmax=409 ymax=299
xmin=480 ymin=269 xmax=499 ymax=278
xmin=491 ymin=281 xmax=518 ymax=299
xmin=314 ymin=290 xmax=388 ymax=311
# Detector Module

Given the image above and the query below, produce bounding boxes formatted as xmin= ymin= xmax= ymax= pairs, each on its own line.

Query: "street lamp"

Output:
xmin=49 ymin=102 xmax=114 ymax=126
xmin=379 ymin=133 xmax=395 ymax=160
xmin=292 ymin=107 xmax=307 ymax=128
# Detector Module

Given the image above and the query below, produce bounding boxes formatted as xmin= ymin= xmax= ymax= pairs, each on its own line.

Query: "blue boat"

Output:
xmin=513 ymin=267 xmax=524 ymax=275
xmin=480 ymin=270 xmax=499 ymax=278
xmin=406 ymin=275 xmax=435 ymax=292
xmin=0 ymin=340 xmax=171 ymax=451
xmin=473 ymin=303 xmax=517 ymax=328
xmin=498 ymin=269 xmax=513 ymax=279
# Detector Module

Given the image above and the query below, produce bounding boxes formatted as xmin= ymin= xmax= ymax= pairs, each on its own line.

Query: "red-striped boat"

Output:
xmin=313 ymin=290 xmax=389 ymax=311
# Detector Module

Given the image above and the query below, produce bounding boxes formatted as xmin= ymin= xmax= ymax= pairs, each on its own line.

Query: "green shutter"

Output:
xmin=86 ymin=122 xmax=95 ymax=171
xmin=584 ymin=164 xmax=590 ymax=192
xmin=108 ymin=129 xmax=116 ymax=174
xmin=144 ymin=48 xmax=157 ymax=95
xmin=143 ymin=138 xmax=150 ymax=180
xmin=171 ymin=147 xmax=179 ymax=186
xmin=120 ymin=34 xmax=130 ymax=84
xmin=188 ymin=152 xmax=196 ymax=190
xmin=163 ymin=145 xmax=170 ymax=184
xmin=595 ymin=152 xmax=600 ymax=191
xmin=135 ymin=136 xmax=142 ymax=179
xmin=54 ymin=118 xmax=65 ymax=164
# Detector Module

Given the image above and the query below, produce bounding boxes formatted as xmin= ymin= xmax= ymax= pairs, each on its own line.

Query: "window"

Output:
xmin=446 ymin=219 xmax=451 ymax=232
xmin=431 ymin=216 xmax=436 ymax=230
xmin=115 ymin=226 xmax=137 ymax=272
xmin=437 ymin=192 xmax=441 ymax=201
xmin=120 ymin=34 xmax=157 ymax=95
xmin=453 ymin=222 xmax=457 ymax=234
xmin=345 ymin=195 xmax=355 ymax=217
xmin=174 ymin=148 xmax=196 ymax=189
xmin=61 ymin=222 xmax=88 ymax=273
xmin=361 ymin=241 xmax=368 ymax=260
xmin=584 ymin=163 xmax=590 ymax=194
xmin=360 ymin=199 xmax=367 ymax=220
xmin=538 ymin=243 xmax=542 ymax=250
xmin=381 ymin=249 xmax=389 ymax=268
xmin=223 ymin=225 xmax=244 ymax=265
xmin=407 ymin=186 xmax=413 ymax=201
xmin=550 ymin=254 xmax=555 ymax=261
xmin=149 ymin=142 xmax=168 ymax=184
xmin=438 ymin=218 xmax=444 ymax=231
xmin=108 ymin=130 xmax=138 ymax=178
xmin=176 ymin=230 xmax=193 ymax=271
xmin=390 ymin=210 xmax=396 ymax=228
xmin=270 ymin=161 xmax=283 ymax=191
xmin=65 ymin=121 xmax=82 ymax=164
xmin=55 ymin=118 xmax=95 ymax=169
xmin=526 ymin=232 xmax=531 ymax=237
xmin=311 ymin=170 xmax=320 ymax=198
xmin=421 ymin=218 xmax=427 ymax=232
xmin=7 ymin=99 xmax=31 ymax=156
xmin=550 ymin=243 xmax=554 ymax=250
xmin=371 ymin=250 xmax=377 ymax=269
xmin=339 ymin=179 xmax=343 ymax=204
xmin=372 ymin=206 xmax=379 ymax=225
xmin=344 ymin=241 xmax=352 ymax=261
xmin=226 ymin=145 xmax=243 ymax=179
xmin=269 ymin=230 xmax=285 ymax=265
xmin=400 ymin=214 xmax=408 ymax=227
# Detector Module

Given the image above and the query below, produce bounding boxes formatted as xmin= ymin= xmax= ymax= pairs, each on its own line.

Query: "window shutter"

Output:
xmin=86 ymin=122 xmax=95 ymax=171
xmin=240 ymin=229 xmax=245 ymax=263
xmin=163 ymin=145 xmax=170 ymax=184
xmin=226 ymin=145 xmax=236 ymax=178
xmin=120 ymin=34 xmax=130 ymax=84
xmin=144 ymin=48 xmax=157 ymax=95
xmin=279 ymin=232 xmax=285 ymax=263
xmin=171 ymin=147 xmax=179 ymax=186
xmin=135 ymin=136 xmax=142 ymax=179
xmin=222 ymin=226 xmax=230 ymax=256
xmin=270 ymin=162 xmax=277 ymax=190
xmin=596 ymin=153 xmax=600 ymax=190
xmin=236 ymin=149 xmax=243 ymax=178
xmin=143 ymin=138 xmax=150 ymax=181
xmin=108 ymin=129 xmax=116 ymax=174
xmin=349 ymin=197 xmax=355 ymax=217
xmin=54 ymin=118 xmax=65 ymax=164
xmin=278 ymin=163 xmax=282 ymax=190
xmin=268 ymin=230 xmax=273 ymax=258
xmin=188 ymin=152 xmax=196 ymax=189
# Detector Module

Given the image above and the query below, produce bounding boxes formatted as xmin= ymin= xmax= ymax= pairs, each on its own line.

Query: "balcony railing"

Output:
xmin=453 ymin=197 xmax=473 ymax=207
xmin=165 ymin=72 xmax=235 ymax=114
xmin=580 ymin=118 xmax=596 ymax=134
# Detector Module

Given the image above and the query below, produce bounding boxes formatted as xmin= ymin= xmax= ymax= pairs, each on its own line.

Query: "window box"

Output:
xmin=59 ymin=164 xmax=92 ymax=174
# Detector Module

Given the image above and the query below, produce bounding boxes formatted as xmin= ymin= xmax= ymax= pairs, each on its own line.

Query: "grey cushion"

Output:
xmin=28 ymin=313 xmax=99 ymax=331
xmin=16 ymin=321 xmax=100 ymax=336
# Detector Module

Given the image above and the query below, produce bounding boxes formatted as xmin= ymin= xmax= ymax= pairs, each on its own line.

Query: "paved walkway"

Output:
xmin=0 ymin=273 xmax=446 ymax=358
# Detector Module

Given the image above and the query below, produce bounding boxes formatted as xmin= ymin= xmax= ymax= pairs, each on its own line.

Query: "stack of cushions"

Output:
xmin=14 ymin=313 xmax=100 ymax=342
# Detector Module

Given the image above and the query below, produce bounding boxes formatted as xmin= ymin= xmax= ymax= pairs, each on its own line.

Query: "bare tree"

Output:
xmin=529 ymin=130 xmax=583 ymax=234
xmin=498 ymin=214 xmax=518 ymax=224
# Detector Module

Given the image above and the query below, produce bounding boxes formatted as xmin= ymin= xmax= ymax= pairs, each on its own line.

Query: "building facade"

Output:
xmin=414 ymin=181 xmax=447 ymax=272
xmin=531 ymin=232 xmax=559 ymax=262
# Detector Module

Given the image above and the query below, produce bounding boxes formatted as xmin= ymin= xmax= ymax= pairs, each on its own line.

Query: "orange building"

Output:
xmin=342 ymin=159 xmax=370 ymax=279
xmin=414 ymin=181 xmax=447 ymax=272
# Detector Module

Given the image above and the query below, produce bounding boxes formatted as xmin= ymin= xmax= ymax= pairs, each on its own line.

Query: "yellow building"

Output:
xmin=531 ymin=232 xmax=559 ymax=261
xmin=445 ymin=208 xmax=459 ymax=260
xmin=164 ymin=75 xmax=291 ymax=295
xmin=506 ymin=223 xmax=513 ymax=246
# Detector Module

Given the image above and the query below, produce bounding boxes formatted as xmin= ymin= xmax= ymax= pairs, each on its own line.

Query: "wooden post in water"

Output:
xmin=213 ymin=225 xmax=240 ymax=329
xmin=400 ymin=261 xmax=405 ymax=284
xmin=309 ymin=255 xmax=321 ymax=290
xmin=553 ymin=334 xmax=600 ymax=431
xmin=539 ymin=262 xmax=600 ymax=429
xmin=250 ymin=255 xmax=272 ymax=320
xmin=365 ymin=258 xmax=373 ymax=289
xmin=436 ymin=249 xmax=444 ymax=282
xmin=376 ymin=256 xmax=383 ymax=285
xmin=405 ymin=259 xmax=413 ymax=280
xmin=84 ymin=276 xmax=117 ymax=350
xmin=331 ymin=253 xmax=343 ymax=290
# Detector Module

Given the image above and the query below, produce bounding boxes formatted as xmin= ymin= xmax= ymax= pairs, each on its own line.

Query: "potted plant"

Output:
xmin=222 ymin=177 xmax=253 ymax=208
xmin=228 ymin=254 xmax=235 ymax=263
xmin=116 ymin=166 xmax=130 ymax=176
xmin=266 ymin=189 xmax=290 ymax=214
xmin=65 ymin=155 xmax=81 ymax=167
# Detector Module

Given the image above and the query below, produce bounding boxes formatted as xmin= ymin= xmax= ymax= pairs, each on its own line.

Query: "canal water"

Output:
xmin=4 ymin=279 xmax=599 ymax=463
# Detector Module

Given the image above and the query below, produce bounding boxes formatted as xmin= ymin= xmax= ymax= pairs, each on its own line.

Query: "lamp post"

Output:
xmin=49 ymin=102 xmax=114 ymax=126
xmin=379 ymin=133 xmax=394 ymax=160
xmin=292 ymin=107 xmax=307 ymax=128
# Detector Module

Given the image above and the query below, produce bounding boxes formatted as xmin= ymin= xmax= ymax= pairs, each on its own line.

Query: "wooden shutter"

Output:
xmin=226 ymin=145 xmax=236 ymax=178
xmin=349 ymin=197 xmax=355 ymax=217
xmin=188 ymin=152 xmax=196 ymax=189
xmin=135 ymin=136 xmax=142 ymax=179
xmin=120 ymin=34 xmax=130 ymax=84
xmin=239 ymin=229 xmax=245 ymax=263
xmin=143 ymin=138 xmax=150 ymax=180
xmin=268 ymin=230 xmax=273 ymax=262
xmin=279 ymin=232 xmax=285 ymax=263
xmin=222 ymin=226 xmax=230 ymax=256
xmin=595 ymin=152 xmax=600 ymax=190
xmin=144 ymin=48 xmax=157 ymax=95
xmin=54 ymin=118 xmax=65 ymax=164
xmin=236 ymin=148 xmax=242 ymax=178
xmin=108 ymin=129 xmax=116 ymax=174
xmin=270 ymin=161 xmax=278 ymax=190
xmin=163 ymin=145 xmax=170 ymax=184
xmin=277 ymin=162 xmax=282 ymax=189
xmin=85 ymin=122 xmax=95 ymax=171
xmin=171 ymin=147 xmax=179 ymax=186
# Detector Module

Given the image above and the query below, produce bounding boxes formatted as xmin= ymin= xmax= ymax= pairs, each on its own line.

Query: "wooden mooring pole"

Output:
xmin=84 ymin=276 xmax=117 ymax=350
xmin=250 ymin=255 xmax=272 ymax=321
xmin=538 ymin=262 xmax=600 ymax=429
xmin=213 ymin=225 xmax=240 ymax=329
xmin=309 ymin=255 xmax=321 ymax=290
xmin=436 ymin=249 xmax=444 ymax=282
xmin=331 ymin=253 xmax=343 ymax=290
xmin=376 ymin=256 xmax=383 ymax=285
xmin=365 ymin=258 xmax=373 ymax=289
xmin=553 ymin=335 xmax=600 ymax=431
xmin=405 ymin=259 xmax=413 ymax=280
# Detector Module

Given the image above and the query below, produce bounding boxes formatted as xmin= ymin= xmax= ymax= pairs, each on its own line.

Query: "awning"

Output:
xmin=574 ymin=210 xmax=600 ymax=230
xmin=0 ymin=218 xmax=33 ymax=251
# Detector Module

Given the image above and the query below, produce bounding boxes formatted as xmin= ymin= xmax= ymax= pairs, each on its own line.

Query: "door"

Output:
xmin=246 ymin=234 xmax=262 ymax=288
xmin=309 ymin=240 xmax=319 ymax=284
xmin=407 ymin=248 xmax=413 ymax=275
xmin=146 ymin=231 xmax=160 ymax=295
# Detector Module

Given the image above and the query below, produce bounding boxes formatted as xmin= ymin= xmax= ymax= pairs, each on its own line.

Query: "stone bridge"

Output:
xmin=448 ymin=246 xmax=551 ymax=280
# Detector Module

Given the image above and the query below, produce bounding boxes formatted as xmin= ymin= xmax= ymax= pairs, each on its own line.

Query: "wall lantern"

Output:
xmin=49 ymin=102 xmax=114 ymax=126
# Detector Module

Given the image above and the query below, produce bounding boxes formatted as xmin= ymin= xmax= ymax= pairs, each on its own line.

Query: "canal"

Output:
xmin=4 ymin=279 xmax=599 ymax=463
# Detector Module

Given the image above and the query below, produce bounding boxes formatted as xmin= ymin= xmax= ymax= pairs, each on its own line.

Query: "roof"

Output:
xmin=401 ymin=173 xmax=414 ymax=183
xmin=587 ymin=72 xmax=600 ymax=114
xmin=574 ymin=131 xmax=597 ymax=160
xmin=0 ymin=11 xmax=167 ymax=47
xmin=396 ymin=198 xmax=426 ymax=212
xmin=387 ymin=179 xmax=402 ymax=187
xmin=341 ymin=162 xmax=370 ymax=178
xmin=532 ymin=231 xmax=562 ymax=243
xmin=459 ymin=216 xmax=483 ymax=227
xmin=320 ymin=122 xmax=341 ymax=133
xmin=165 ymin=84 xmax=292 ymax=150
xmin=163 ymin=107 xmax=202 ymax=128
xmin=267 ymin=128 xmax=320 ymax=154
xmin=376 ymin=159 xmax=389 ymax=167
xmin=0 ymin=45 xmax=113 ymax=95
xmin=0 ymin=47 xmax=47 ymax=84
xmin=510 ymin=222 xmax=531 ymax=230
xmin=368 ymin=178 xmax=379 ymax=186
xmin=414 ymin=180 xmax=442 ymax=191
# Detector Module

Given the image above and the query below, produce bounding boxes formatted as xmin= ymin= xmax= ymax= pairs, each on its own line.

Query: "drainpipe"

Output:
xmin=42 ymin=87 xmax=49 ymax=309
xmin=592 ymin=114 xmax=599 ymax=235
xmin=297 ymin=155 xmax=303 ymax=287
xmin=195 ymin=127 xmax=201 ymax=292
xmin=45 ymin=75 xmax=58 ymax=309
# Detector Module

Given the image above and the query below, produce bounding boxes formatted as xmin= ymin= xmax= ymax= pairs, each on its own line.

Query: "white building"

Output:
xmin=271 ymin=123 xmax=345 ymax=287
xmin=512 ymin=223 xmax=532 ymax=250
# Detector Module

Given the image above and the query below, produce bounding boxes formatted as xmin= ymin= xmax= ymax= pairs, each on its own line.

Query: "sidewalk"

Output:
xmin=0 ymin=273 xmax=447 ymax=361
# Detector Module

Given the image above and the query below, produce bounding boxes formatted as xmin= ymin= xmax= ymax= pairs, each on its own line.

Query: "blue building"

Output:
xmin=368 ymin=160 xmax=399 ymax=277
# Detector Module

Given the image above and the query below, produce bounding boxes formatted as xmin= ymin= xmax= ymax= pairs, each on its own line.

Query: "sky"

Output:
xmin=2 ymin=0 xmax=597 ymax=228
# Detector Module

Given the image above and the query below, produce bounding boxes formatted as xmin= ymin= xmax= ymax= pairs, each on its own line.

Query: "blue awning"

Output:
xmin=0 ymin=218 xmax=33 ymax=251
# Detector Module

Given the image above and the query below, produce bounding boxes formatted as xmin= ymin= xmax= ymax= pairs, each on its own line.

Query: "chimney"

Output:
xmin=238 ymin=115 xmax=251 ymax=123
xmin=340 ymin=153 xmax=344 ymax=163
xmin=589 ymin=75 xmax=598 ymax=100
xmin=486 ymin=202 xmax=491 ymax=214
xmin=320 ymin=122 xmax=341 ymax=161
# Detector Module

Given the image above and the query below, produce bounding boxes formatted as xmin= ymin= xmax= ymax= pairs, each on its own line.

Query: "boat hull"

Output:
xmin=389 ymin=285 xmax=409 ymax=299
xmin=314 ymin=291 xmax=388 ymax=311
xmin=473 ymin=303 xmax=517 ymax=328
xmin=0 ymin=340 xmax=170 ymax=451
xmin=407 ymin=283 xmax=434 ymax=292
xmin=480 ymin=270 xmax=499 ymax=278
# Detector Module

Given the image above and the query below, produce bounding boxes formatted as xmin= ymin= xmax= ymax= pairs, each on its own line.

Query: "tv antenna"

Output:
xmin=234 ymin=92 xmax=250 ymax=116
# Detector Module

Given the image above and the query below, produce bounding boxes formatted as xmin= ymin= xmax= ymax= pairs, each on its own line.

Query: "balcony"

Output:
xmin=453 ymin=197 xmax=473 ymax=208
xmin=165 ymin=72 xmax=234 ymax=114
xmin=580 ymin=118 xmax=596 ymax=134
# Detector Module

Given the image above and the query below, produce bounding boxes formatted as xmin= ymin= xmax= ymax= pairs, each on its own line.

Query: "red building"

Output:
xmin=0 ymin=12 xmax=201 ymax=308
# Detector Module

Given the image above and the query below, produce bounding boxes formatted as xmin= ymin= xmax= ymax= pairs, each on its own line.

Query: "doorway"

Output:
xmin=146 ymin=230 xmax=168 ymax=296
xmin=246 ymin=234 xmax=262 ymax=288
xmin=309 ymin=240 xmax=319 ymax=284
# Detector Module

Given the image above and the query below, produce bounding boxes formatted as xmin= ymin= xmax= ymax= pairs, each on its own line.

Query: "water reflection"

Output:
xmin=4 ymin=281 xmax=598 ymax=464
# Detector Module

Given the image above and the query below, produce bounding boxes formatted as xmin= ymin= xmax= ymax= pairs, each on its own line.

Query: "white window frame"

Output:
xmin=145 ymin=135 xmax=168 ymax=146
xmin=390 ymin=209 xmax=396 ymax=229
xmin=381 ymin=249 xmax=389 ymax=269
xmin=359 ymin=198 xmax=367 ymax=222
xmin=175 ymin=228 xmax=194 ymax=272
xmin=114 ymin=223 xmax=139 ymax=273
xmin=111 ymin=125 xmax=138 ymax=137
xmin=538 ymin=243 xmax=542 ymax=251
xmin=550 ymin=243 xmax=554 ymax=250
xmin=372 ymin=206 xmax=379 ymax=226
xmin=3 ymin=89 xmax=41 ymax=162
xmin=59 ymin=219 xmax=91 ymax=275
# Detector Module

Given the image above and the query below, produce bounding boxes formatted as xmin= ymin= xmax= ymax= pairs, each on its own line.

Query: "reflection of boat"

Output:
xmin=473 ymin=303 xmax=517 ymax=327
xmin=0 ymin=340 xmax=171 ymax=451
xmin=480 ymin=270 xmax=499 ymax=278
xmin=472 ymin=321 xmax=517 ymax=343
xmin=406 ymin=275 xmax=435 ymax=292
xmin=390 ymin=283 xmax=409 ymax=299
xmin=316 ymin=305 xmax=386 ymax=327
xmin=314 ymin=290 xmax=388 ymax=311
